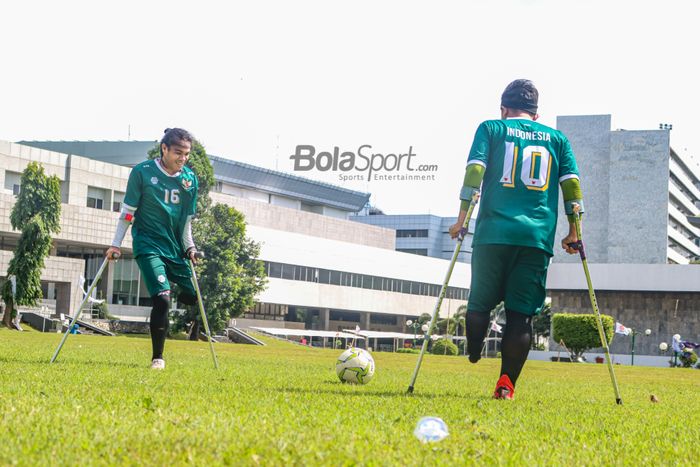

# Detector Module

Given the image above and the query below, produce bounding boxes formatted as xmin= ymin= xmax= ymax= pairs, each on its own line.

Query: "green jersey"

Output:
xmin=467 ymin=118 xmax=579 ymax=255
xmin=123 ymin=159 xmax=198 ymax=260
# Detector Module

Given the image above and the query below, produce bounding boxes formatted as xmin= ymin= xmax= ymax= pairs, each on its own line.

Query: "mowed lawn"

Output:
xmin=1 ymin=329 xmax=698 ymax=466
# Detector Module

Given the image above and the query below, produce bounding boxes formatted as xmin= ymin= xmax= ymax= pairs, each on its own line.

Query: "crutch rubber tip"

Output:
xmin=616 ymin=398 xmax=623 ymax=405
xmin=407 ymin=386 xmax=414 ymax=394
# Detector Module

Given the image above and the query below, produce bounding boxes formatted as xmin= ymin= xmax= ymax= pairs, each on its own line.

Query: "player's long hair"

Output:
xmin=160 ymin=128 xmax=194 ymax=157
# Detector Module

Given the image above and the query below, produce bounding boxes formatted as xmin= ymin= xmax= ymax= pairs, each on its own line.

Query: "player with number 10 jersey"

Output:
xmin=467 ymin=118 xmax=579 ymax=255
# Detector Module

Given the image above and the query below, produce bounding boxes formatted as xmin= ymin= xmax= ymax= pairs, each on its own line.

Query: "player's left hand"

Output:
xmin=561 ymin=234 xmax=579 ymax=254
xmin=187 ymin=248 xmax=198 ymax=264
xmin=448 ymin=223 xmax=461 ymax=239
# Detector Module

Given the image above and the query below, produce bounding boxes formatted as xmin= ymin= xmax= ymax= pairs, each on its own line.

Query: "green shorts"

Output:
xmin=135 ymin=254 xmax=196 ymax=298
xmin=467 ymin=244 xmax=551 ymax=316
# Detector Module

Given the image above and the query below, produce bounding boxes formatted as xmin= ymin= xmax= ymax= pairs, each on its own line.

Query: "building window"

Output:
xmin=87 ymin=186 xmax=106 ymax=210
xmin=330 ymin=310 xmax=361 ymax=322
xmin=113 ymin=191 xmax=125 ymax=212
xmin=396 ymin=229 xmax=429 ymax=238
xmin=370 ymin=314 xmax=397 ymax=325
xmin=112 ymin=258 xmax=141 ymax=306
xmin=260 ymin=260 xmax=468 ymax=299
xmin=397 ymin=248 xmax=428 ymax=256
xmin=4 ymin=171 xmax=21 ymax=196
xmin=60 ymin=181 xmax=69 ymax=203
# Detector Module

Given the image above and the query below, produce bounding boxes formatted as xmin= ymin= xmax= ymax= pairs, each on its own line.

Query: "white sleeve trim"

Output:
xmin=559 ymin=173 xmax=579 ymax=183
xmin=467 ymin=160 xmax=487 ymax=169
xmin=122 ymin=203 xmax=137 ymax=211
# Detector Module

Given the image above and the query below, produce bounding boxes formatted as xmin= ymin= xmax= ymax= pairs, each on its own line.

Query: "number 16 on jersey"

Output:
xmin=164 ymin=189 xmax=180 ymax=204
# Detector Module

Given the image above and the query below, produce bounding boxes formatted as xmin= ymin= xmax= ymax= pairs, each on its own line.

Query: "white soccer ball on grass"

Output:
xmin=336 ymin=347 xmax=375 ymax=384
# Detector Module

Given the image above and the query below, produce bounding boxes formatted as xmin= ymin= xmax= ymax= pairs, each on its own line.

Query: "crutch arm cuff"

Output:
xmin=564 ymin=199 xmax=584 ymax=216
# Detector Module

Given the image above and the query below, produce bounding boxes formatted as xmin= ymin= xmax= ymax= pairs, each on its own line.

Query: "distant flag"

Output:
xmin=79 ymin=275 xmax=86 ymax=292
xmin=614 ymin=322 xmax=632 ymax=336
xmin=355 ymin=324 xmax=360 ymax=332
xmin=490 ymin=322 xmax=502 ymax=333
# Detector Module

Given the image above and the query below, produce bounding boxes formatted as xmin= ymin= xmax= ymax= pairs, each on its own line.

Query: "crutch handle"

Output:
xmin=193 ymin=251 xmax=205 ymax=260
xmin=567 ymin=241 xmax=586 ymax=260
xmin=457 ymin=227 xmax=469 ymax=242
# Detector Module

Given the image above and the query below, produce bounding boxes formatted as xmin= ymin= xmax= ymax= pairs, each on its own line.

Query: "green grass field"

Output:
xmin=1 ymin=328 xmax=698 ymax=466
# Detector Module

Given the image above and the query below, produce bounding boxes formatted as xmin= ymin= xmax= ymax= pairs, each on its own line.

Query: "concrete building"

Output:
xmin=350 ymin=214 xmax=473 ymax=262
xmin=1 ymin=140 xmax=469 ymax=334
xmin=554 ymin=115 xmax=700 ymax=264
xmin=547 ymin=263 xmax=700 ymax=356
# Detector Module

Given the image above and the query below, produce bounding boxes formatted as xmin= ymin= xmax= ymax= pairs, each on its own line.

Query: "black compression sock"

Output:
xmin=466 ymin=311 xmax=491 ymax=363
xmin=150 ymin=293 xmax=170 ymax=360
xmin=499 ymin=309 xmax=533 ymax=386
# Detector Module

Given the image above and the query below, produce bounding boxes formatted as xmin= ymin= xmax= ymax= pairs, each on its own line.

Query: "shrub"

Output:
xmin=679 ymin=350 xmax=698 ymax=368
xmin=431 ymin=338 xmax=458 ymax=356
xmin=396 ymin=348 xmax=419 ymax=354
xmin=552 ymin=313 xmax=614 ymax=359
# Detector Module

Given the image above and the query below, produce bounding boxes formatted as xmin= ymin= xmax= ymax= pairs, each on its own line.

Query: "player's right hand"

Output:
xmin=105 ymin=246 xmax=121 ymax=260
xmin=448 ymin=223 xmax=461 ymax=239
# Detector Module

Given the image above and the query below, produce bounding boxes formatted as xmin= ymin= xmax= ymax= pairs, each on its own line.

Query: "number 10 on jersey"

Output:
xmin=500 ymin=142 xmax=552 ymax=191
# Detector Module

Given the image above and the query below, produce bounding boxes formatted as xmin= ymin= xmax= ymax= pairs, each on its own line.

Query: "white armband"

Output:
xmin=111 ymin=207 xmax=136 ymax=248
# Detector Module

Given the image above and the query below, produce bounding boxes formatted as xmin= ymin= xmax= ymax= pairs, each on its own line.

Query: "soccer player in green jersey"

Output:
xmin=449 ymin=80 xmax=583 ymax=399
xmin=106 ymin=128 xmax=199 ymax=370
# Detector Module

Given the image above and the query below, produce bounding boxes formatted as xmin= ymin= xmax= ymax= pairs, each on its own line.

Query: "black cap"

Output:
xmin=501 ymin=79 xmax=539 ymax=114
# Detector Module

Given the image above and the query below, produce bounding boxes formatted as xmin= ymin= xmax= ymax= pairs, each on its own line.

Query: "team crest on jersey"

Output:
xmin=182 ymin=178 xmax=193 ymax=190
xmin=157 ymin=275 xmax=166 ymax=283
xmin=150 ymin=177 xmax=159 ymax=185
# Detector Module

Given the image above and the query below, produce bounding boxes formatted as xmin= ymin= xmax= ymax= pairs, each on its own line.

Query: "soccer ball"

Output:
xmin=336 ymin=347 xmax=375 ymax=384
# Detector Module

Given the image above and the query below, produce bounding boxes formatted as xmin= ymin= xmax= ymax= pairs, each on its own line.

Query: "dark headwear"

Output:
xmin=501 ymin=79 xmax=539 ymax=114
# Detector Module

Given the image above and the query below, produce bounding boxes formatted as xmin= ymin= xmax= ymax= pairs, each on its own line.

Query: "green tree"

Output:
xmin=436 ymin=317 xmax=457 ymax=335
xmin=416 ymin=313 xmax=432 ymax=326
xmin=552 ymin=313 xmax=614 ymax=360
xmin=453 ymin=305 xmax=467 ymax=336
xmin=175 ymin=204 xmax=267 ymax=339
xmin=148 ymin=139 xmax=215 ymax=213
xmin=1 ymin=162 xmax=61 ymax=328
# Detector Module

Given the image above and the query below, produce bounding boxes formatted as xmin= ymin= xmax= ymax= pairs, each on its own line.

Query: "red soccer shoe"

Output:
xmin=493 ymin=374 xmax=515 ymax=400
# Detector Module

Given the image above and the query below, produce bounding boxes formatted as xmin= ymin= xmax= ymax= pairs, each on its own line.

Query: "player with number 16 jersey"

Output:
xmin=106 ymin=128 xmax=200 ymax=370
xmin=124 ymin=158 xmax=198 ymax=260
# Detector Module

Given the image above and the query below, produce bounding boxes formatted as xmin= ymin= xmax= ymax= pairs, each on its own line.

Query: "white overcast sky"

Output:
xmin=1 ymin=0 xmax=698 ymax=216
